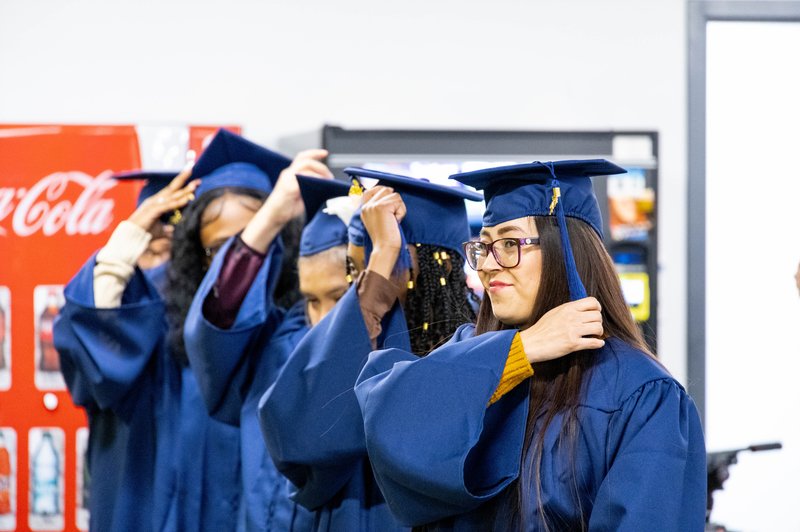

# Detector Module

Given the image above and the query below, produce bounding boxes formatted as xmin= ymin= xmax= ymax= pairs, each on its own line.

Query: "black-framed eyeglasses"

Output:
xmin=462 ymin=237 xmax=540 ymax=271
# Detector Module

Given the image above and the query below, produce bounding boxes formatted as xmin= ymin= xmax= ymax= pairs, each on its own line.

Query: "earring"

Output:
xmin=205 ymin=247 xmax=212 ymax=257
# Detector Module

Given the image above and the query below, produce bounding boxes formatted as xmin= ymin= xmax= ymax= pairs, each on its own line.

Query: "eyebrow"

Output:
xmin=497 ymin=225 xmax=528 ymax=236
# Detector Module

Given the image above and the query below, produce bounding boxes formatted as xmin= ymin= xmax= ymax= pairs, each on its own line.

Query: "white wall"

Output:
xmin=705 ymin=20 xmax=800 ymax=532
xmin=0 ymin=0 xmax=689 ymax=380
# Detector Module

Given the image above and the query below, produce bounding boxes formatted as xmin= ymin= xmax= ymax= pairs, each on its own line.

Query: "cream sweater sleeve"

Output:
xmin=93 ymin=221 xmax=152 ymax=308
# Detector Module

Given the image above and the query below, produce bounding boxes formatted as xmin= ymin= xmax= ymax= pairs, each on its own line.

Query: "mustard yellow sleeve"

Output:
xmin=488 ymin=332 xmax=534 ymax=406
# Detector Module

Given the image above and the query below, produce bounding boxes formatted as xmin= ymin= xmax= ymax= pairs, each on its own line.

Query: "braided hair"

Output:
xmin=404 ymin=244 xmax=480 ymax=356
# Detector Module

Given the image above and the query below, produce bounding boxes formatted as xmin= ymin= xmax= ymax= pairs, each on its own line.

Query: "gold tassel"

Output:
xmin=440 ymin=251 xmax=448 ymax=260
xmin=349 ymin=178 xmax=364 ymax=196
xmin=440 ymin=277 xmax=446 ymax=286
xmin=423 ymin=322 xmax=429 ymax=331
xmin=549 ymin=187 xmax=561 ymax=215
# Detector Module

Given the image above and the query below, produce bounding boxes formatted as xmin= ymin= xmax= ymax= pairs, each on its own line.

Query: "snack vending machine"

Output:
xmin=0 ymin=124 xmax=238 ymax=532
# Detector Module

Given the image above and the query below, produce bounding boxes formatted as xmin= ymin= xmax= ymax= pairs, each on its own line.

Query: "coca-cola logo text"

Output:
xmin=0 ymin=171 xmax=116 ymax=237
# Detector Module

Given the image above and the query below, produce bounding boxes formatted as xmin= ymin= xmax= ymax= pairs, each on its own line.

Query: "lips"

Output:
xmin=488 ymin=280 xmax=512 ymax=293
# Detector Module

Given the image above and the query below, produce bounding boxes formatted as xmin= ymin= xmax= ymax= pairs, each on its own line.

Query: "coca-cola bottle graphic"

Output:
xmin=38 ymin=292 xmax=60 ymax=373
xmin=0 ymin=300 xmax=6 ymax=371
xmin=31 ymin=432 xmax=59 ymax=516
xmin=0 ymin=433 xmax=10 ymax=515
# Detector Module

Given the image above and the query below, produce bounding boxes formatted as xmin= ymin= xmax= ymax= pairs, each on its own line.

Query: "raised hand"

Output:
xmin=361 ymin=186 xmax=407 ymax=281
xmin=127 ymin=161 xmax=198 ymax=236
xmin=242 ymin=149 xmax=333 ymax=253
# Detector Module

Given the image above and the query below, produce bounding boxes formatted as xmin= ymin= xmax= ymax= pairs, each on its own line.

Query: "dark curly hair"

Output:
xmin=404 ymin=244 xmax=480 ymax=356
xmin=165 ymin=187 xmax=302 ymax=365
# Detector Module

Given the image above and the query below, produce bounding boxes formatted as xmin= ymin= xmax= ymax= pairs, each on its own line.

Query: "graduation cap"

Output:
xmin=113 ymin=170 xmax=178 ymax=206
xmin=112 ymin=170 xmax=179 ymax=224
xmin=453 ymin=159 xmax=626 ymax=301
xmin=296 ymin=175 xmax=354 ymax=257
xmin=343 ymin=167 xmax=483 ymax=269
xmin=191 ymin=129 xmax=292 ymax=199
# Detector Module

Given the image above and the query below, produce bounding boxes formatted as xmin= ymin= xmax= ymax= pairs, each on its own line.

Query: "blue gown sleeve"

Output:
xmin=258 ymin=284 xmax=409 ymax=511
xmin=587 ymin=379 xmax=707 ymax=531
xmin=353 ymin=326 xmax=529 ymax=526
xmin=184 ymin=236 xmax=284 ymax=426
xmin=54 ymin=253 xmax=166 ymax=414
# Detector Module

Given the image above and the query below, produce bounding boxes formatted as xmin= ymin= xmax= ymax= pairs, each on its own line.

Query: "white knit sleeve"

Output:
xmin=93 ymin=221 xmax=152 ymax=308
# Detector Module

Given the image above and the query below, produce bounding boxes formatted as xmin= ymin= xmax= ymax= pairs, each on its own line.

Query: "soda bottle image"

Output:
xmin=31 ymin=432 xmax=59 ymax=516
xmin=0 ymin=433 xmax=10 ymax=515
xmin=0 ymin=300 xmax=6 ymax=371
xmin=38 ymin=292 xmax=60 ymax=372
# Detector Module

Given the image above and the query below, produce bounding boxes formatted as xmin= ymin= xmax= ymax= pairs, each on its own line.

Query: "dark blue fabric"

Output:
xmin=258 ymin=285 xmax=410 ymax=532
xmin=355 ymin=330 xmax=707 ymax=531
xmin=296 ymin=175 xmax=351 ymax=222
xmin=300 ymin=211 xmax=348 ymax=258
xmin=184 ymin=235 xmax=314 ymax=532
xmin=296 ymin=175 xmax=352 ymax=258
xmin=192 ymin=129 xmax=291 ymax=199
xmin=54 ymin=256 xmax=243 ymax=532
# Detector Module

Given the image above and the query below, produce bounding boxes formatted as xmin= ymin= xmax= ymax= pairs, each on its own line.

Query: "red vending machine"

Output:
xmin=0 ymin=124 xmax=239 ymax=532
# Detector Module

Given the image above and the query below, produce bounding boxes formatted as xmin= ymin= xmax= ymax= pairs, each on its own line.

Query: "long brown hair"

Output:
xmin=473 ymin=215 xmax=654 ymax=531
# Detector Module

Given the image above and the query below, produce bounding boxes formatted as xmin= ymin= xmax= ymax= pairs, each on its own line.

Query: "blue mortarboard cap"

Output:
xmin=453 ymin=159 xmax=626 ymax=301
xmin=296 ymin=175 xmax=353 ymax=257
xmin=113 ymin=170 xmax=178 ymax=207
xmin=344 ymin=167 xmax=483 ymax=267
xmin=192 ymin=129 xmax=292 ymax=199
xmin=113 ymin=170 xmax=180 ymax=224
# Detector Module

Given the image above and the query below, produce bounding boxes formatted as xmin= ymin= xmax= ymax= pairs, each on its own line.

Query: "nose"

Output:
xmin=481 ymin=248 xmax=503 ymax=272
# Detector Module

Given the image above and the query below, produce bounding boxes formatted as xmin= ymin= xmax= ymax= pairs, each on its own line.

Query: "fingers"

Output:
xmin=291 ymin=150 xmax=333 ymax=179
xmin=362 ymin=185 xmax=392 ymax=204
xmin=581 ymin=310 xmax=603 ymax=324
xmin=297 ymin=160 xmax=335 ymax=179
xmin=294 ymin=149 xmax=328 ymax=160
xmin=363 ymin=189 xmax=405 ymax=218
xmin=165 ymin=160 xmax=196 ymax=193
xmin=582 ymin=321 xmax=604 ymax=338
xmin=393 ymin=196 xmax=407 ymax=223
xmin=576 ymin=337 xmax=605 ymax=351
xmin=572 ymin=296 xmax=602 ymax=312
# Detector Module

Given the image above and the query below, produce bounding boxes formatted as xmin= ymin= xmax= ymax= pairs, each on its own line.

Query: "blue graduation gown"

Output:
xmin=184 ymin=237 xmax=314 ymax=532
xmin=258 ymin=285 xmax=410 ymax=532
xmin=54 ymin=256 xmax=241 ymax=532
xmin=354 ymin=325 xmax=707 ymax=531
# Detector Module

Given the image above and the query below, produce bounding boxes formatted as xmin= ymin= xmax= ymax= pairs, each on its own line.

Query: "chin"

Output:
xmin=490 ymin=302 xmax=528 ymax=326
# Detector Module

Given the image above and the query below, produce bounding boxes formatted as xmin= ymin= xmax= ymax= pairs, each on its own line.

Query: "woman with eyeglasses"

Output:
xmin=53 ymin=130 xmax=327 ymax=532
xmin=354 ymin=160 xmax=706 ymax=531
